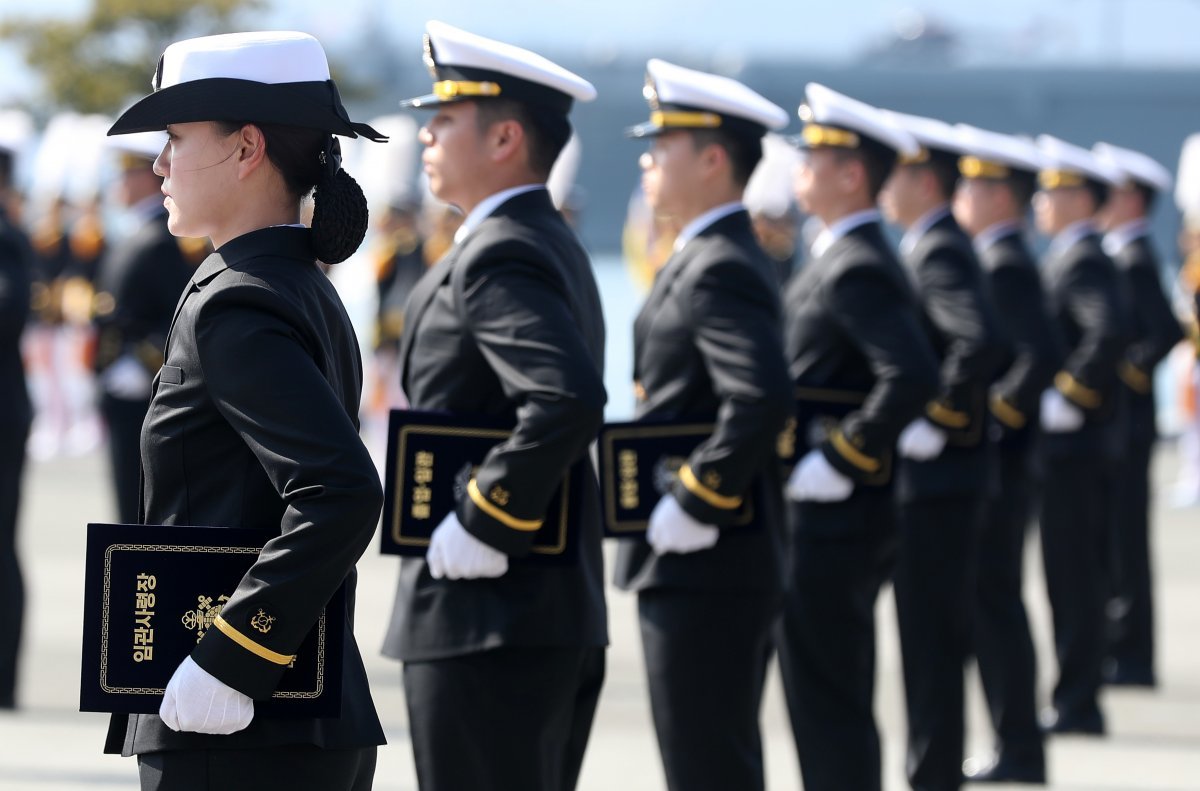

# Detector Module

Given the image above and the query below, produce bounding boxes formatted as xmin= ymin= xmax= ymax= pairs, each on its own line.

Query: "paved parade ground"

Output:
xmin=2 ymin=442 xmax=1199 ymax=791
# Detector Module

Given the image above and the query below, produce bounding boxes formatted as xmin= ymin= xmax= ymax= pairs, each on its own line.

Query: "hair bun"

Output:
xmin=311 ymin=167 xmax=369 ymax=264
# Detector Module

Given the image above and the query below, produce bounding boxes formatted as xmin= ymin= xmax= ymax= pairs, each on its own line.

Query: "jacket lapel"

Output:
xmin=398 ymin=246 xmax=461 ymax=393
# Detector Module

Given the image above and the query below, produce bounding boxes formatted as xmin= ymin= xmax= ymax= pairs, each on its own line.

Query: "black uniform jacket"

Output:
xmin=105 ymin=226 xmax=385 ymax=755
xmin=0 ymin=205 xmax=32 ymax=431
xmin=784 ymin=219 xmax=939 ymax=495
xmin=93 ymin=207 xmax=196 ymax=378
xmin=612 ymin=209 xmax=792 ymax=594
xmin=1110 ymin=234 xmax=1183 ymax=440
xmin=977 ymin=228 xmax=1063 ymax=451
xmin=896 ymin=213 xmax=1005 ymax=501
xmin=381 ymin=187 xmax=608 ymax=662
xmin=1040 ymin=230 xmax=1128 ymax=458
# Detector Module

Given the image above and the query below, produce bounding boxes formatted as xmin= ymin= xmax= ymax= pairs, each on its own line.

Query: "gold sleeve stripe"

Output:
xmin=467 ymin=479 xmax=543 ymax=532
xmin=212 ymin=615 xmax=294 ymax=666
xmin=1055 ymin=370 xmax=1102 ymax=409
xmin=1118 ymin=361 xmax=1151 ymax=394
xmin=989 ymin=394 xmax=1027 ymax=429
xmin=830 ymin=430 xmax=882 ymax=473
xmin=926 ymin=400 xmax=971 ymax=429
xmin=678 ymin=464 xmax=743 ymax=510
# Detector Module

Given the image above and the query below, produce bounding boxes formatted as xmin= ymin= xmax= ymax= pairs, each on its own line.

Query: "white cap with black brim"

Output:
xmin=794 ymin=83 xmax=920 ymax=158
xmin=400 ymin=21 xmax=596 ymax=116
xmin=1092 ymin=141 xmax=1173 ymax=193
xmin=108 ymin=31 xmax=385 ymax=141
xmin=953 ymin=124 xmax=1042 ymax=181
xmin=625 ymin=59 xmax=788 ymax=141
xmin=1036 ymin=134 xmax=1123 ymax=191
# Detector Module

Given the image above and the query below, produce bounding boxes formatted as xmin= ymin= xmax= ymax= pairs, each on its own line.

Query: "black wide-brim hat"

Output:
xmin=108 ymin=31 xmax=384 ymax=141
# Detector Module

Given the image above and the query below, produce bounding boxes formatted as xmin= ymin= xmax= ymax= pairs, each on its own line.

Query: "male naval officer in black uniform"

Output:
xmin=93 ymin=132 xmax=199 ymax=525
xmin=777 ymin=84 xmax=939 ymax=791
xmin=1032 ymin=135 xmax=1128 ymax=737
xmin=612 ymin=60 xmax=792 ymax=791
xmin=1093 ymin=142 xmax=1183 ymax=689
xmin=877 ymin=110 xmax=1005 ymax=791
xmin=381 ymin=21 xmax=608 ymax=791
xmin=953 ymin=125 xmax=1061 ymax=784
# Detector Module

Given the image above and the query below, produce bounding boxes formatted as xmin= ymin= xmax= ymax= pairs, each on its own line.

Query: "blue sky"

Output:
xmin=5 ymin=0 xmax=1200 ymax=104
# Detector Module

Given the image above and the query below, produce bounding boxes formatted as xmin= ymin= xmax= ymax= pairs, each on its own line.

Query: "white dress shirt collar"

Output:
xmin=810 ymin=208 xmax=882 ymax=258
xmin=453 ymin=184 xmax=545 ymax=244
xmin=672 ymin=201 xmax=745 ymax=253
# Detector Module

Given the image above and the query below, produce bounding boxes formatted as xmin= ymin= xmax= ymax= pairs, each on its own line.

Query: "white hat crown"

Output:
xmin=1092 ymin=141 xmax=1172 ymax=192
xmin=421 ymin=20 xmax=596 ymax=104
xmin=879 ymin=109 xmax=959 ymax=155
xmin=1037 ymin=134 xmax=1122 ymax=186
xmin=643 ymin=59 xmax=788 ymax=132
xmin=156 ymin=31 xmax=330 ymax=91
xmin=953 ymin=124 xmax=1042 ymax=174
xmin=801 ymin=83 xmax=920 ymax=157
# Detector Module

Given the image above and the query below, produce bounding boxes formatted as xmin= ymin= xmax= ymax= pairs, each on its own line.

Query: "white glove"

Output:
xmin=1040 ymin=388 xmax=1085 ymax=433
xmin=159 ymin=655 xmax=254 ymax=735
xmin=646 ymin=495 xmax=720 ymax=555
xmin=897 ymin=417 xmax=947 ymax=460
xmin=787 ymin=449 xmax=854 ymax=502
xmin=426 ymin=511 xmax=508 ymax=580
xmin=102 ymin=354 xmax=153 ymax=400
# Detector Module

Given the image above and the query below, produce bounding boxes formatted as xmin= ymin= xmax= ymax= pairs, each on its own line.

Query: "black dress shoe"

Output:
xmin=1039 ymin=707 xmax=1105 ymax=736
xmin=963 ymin=754 xmax=1046 ymax=784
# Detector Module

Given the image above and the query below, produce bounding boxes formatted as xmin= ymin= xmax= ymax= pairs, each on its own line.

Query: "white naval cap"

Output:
xmin=878 ymin=109 xmax=961 ymax=164
xmin=626 ymin=59 xmax=788 ymax=140
xmin=547 ymin=132 xmax=583 ymax=211
xmin=109 ymin=31 xmax=385 ymax=141
xmin=30 ymin=113 xmax=113 ymax=208
xmin=401 ymin=21 xmax=596 ymax=113
xmin=1036 ymin=134 xmax=1122 ymax=190
xmin=0 ymin=109 xmax=34 ymax=156
xmin=1175 ymin=134 xmax=1200 ymax=218
xmin=106 ymin=130 xmax=168 ymax=165
xmin=952 ymin=124 xmax=1042 ymax=180
xmin=344 ymin=114 xmax=421 ymax=212
xmin=1092 ymin=141 xmax=1173 ymax=193
xmin=797 ymin=83 xmax=920 ymax=158
xmin=744 ymin=132 xmax=800 ymax=219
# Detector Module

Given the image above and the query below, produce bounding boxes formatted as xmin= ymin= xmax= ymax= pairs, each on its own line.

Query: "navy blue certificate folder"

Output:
xmin=80 ymin=523 xmax=344 ymax=716
xmin=596 ymin=419 xmax=758 ymax=537
xmin=380 ymin=409 xmax=581 ymax=562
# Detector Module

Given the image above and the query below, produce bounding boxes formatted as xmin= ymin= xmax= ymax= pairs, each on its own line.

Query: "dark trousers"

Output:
xmin=776 ymin=488 xmax=899 ymax=791
xmin=974 ymin=452 xmax=1044 ymax=766
xmin=100 ymin=393 xmax=149 ymax=524
xmin=403 ymin=645 xmax=605 ymax=791
xmin=894 ymin=495 xmax=983 ymax=791
xmin=1106 ymin=438 xmax=1156 ymax=681
xmin=637 ymin=588 xmax=778 ymax=791
xmin=137 ymin=745 xmax=377 ymax=791
xmin=1040 ymin=455 xmax=1107 ymax=721
xmin=0 ymin=421 xmax=29 ymax=707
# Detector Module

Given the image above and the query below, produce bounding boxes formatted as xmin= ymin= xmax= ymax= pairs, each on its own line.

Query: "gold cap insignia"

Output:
xmin=489 ymin=486 xmax=511 ymax=506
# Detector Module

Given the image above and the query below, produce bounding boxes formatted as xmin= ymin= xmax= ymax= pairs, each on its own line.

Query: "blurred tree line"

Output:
xmin=1 ymin=0 xmax=265 ymax=116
